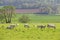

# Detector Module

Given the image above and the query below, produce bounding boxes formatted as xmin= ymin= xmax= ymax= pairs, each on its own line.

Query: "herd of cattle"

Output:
xmin=6 ymin=24 xmax=56 ymax=30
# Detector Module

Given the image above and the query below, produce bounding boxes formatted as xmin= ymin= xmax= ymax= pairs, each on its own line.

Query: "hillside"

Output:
xmin=0 ymin=0 xmax=60 ymax=14
xmin=0 ymin=0 xmax=60 ymax=9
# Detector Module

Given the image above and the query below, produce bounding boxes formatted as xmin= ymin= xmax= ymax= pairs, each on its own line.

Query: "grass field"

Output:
xmin=12 ymin=14 xmax=60 ymax=23
xmin=0 ymin=14 xmax=60 ymax=40
xmin=0 ymin=23 xmax=60 ymax=40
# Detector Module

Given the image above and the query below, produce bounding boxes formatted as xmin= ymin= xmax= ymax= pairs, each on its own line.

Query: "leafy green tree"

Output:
xmin=0 ymin=9 xmax=4 ymax=23
xmin=19 ymin=15 xmax=30 ymax=23
xmin=2 ymin=6 xmax=16 ymax=23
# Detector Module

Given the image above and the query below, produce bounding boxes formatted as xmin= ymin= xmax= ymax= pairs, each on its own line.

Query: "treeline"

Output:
xmin=0 ymin=0 xmax=60 ymax=9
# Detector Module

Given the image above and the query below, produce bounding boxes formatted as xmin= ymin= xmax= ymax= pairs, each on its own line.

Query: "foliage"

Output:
xmin=19 ymin=15 xmax=30 ymax=23
xmin=0 ymin=9 xmax=4 ymax=23
xmin=0 ymin=6 xmax=16 ymax=23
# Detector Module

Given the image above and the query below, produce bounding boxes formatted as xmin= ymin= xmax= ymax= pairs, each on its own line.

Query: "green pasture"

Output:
xmin=12 ymin=14 xmax=60 ymax=23
xmin=0 ymin=23 xmax=60 ymax=40
xmin=0 ymin=13 xmax=60 ymax=40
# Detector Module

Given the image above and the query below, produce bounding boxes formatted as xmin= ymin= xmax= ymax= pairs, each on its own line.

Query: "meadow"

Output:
xmin=0 ymin=14 xmax=60 ymax=40
xmin=0 ymin=23 xmax=60 ymax=40
xmin=12 ymin=14 xmax=60 ymax=23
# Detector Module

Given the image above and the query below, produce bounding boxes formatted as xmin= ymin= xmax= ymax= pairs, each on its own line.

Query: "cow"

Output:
xmin=24 ymin=24 xmax=29 ymax=28
xmin=37 ymin=24 xmax=46 ymax=29
xmin=15 ymin=24 xmax=19 ymax=26
xmin=47 ymin=24 xmax=56 ymax=29
xmin=7 ymin=24 xmax=19 ymax=29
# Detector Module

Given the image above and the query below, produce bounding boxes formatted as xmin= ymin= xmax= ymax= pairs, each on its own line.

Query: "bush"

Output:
xmin=19 ymin=15 xmax=30 ymax=23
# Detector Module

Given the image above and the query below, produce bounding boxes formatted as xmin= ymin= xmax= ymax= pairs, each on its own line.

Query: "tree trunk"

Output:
xmin=6 ymin=21 xmax=11 ymax=23
xmin=6 ymin=19 xmax=11 ymax=23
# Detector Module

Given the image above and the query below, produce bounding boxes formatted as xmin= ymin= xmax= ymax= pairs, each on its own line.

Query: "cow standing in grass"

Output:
xmin=24 ymin=24 xmax=29 ymax=28
xmin=47 ymin=24 xmax=56 ymax=29
xmin=37 ymin=24 xmax=46 ymax=30
xmin=7 ymin=24 xmax=19 ymax=29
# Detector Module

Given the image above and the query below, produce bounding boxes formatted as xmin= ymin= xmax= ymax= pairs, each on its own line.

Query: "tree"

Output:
xmin=19 ymin=15 xmax=30 ymax=23
xmin=2 ymin=6 xmax=16 ymax=23
xmin=0 ymin=9 xmax=4 ymax=23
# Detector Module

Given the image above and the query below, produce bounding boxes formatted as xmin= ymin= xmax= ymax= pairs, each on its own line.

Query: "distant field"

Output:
xmin=13 ymin=14 xmax=60 ymax=23
xmin=0 ymin=23 xmax=60 ymax=40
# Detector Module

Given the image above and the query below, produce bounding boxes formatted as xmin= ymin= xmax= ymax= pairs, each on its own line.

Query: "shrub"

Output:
xmin=19 ymin=15 xmax=30 ymax=23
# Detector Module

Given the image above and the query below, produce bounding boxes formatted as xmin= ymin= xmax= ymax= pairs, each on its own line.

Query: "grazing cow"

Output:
xmin=37 ymin=24 xmax=46 ymax=29
xmin=47 ymin=24 xmax=56 ymax=29
xmin=7 ymin=24 xmax=19 ymax=29
xmin=7 ymin=26 xmax=14 ymax=29
xmin=24 ymin=24 xmax=29 ymax=28
xmin=15 ymin=24 xmax=19 ymax=26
